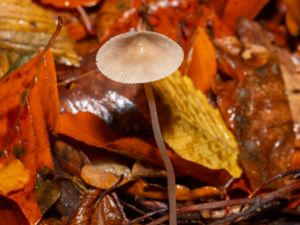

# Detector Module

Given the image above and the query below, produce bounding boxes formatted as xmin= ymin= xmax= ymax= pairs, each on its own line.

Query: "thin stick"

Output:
xmin=144 ymin=83 xmax=177 ymax=225
xmin=146 ymin=180 xmax=300 ymax=225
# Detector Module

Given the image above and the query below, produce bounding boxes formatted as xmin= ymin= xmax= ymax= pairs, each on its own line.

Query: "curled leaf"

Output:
xmin=0 ymin=160 xmax=30 ymax=195
xmin=153 ymin=71 xmax=242 ymax=177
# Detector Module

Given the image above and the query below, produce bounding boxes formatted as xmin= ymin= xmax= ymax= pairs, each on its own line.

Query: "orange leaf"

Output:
xmin=0 ymin=50 xmax=58 ymax=224
xmin=81 ymin=164 xmax=129 ymax=190
xmin=56 ymin=112 xmax=120 ymax=147
xmin=185 ymin=27 xmax=217 ymax=92
xmin=39 ymin=0 xmax=100 ymax=8
xmin=222 ymin=0 xmax=269 ymax=32
xmin=105 ymin=138 xmax=232 ymax=186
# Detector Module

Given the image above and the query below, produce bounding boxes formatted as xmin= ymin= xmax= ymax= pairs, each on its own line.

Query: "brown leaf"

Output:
xmin=0 ymin=196 xmax=29 ymax=225
xmin=91 ymin=193 xmax=128 ymax=225
xmin=58 ymin=51 xmax=151 ymax=137
xmin=69 ymin=189 xmax=101 ymax=225
xmin=214 ymin=35 xmax=295 ymax=189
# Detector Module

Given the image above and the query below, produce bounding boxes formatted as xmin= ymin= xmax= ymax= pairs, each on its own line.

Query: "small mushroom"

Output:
xmin=96 ymin=31 xmax=183 ymax=225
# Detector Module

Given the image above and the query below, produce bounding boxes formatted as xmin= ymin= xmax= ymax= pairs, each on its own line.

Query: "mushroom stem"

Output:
xmin=143 ymin=83 xmax=177 ymax=225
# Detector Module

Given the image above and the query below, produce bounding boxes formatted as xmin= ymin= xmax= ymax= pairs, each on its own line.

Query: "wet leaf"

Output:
xmin=91 ymin=193 xmax=128 ymax=225
xmin=0 ymin=160 xmax=30 ymax=196
xmin=69 ymin=189 xmax=101 ymax=225
xmin=214 ymin=29 xmax=295 ymax=189
xmin=0 ymin=50 xmax=57 ymax=224
xmin=153 ymin=71 xmax=242 ymax=177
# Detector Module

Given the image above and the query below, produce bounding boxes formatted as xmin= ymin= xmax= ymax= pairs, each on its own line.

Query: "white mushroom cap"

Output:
xmin=96 ymin=31 xmax=184 ymax=84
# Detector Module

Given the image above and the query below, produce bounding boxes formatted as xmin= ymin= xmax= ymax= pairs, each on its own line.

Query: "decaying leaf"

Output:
xmin=0 ymin=160 xmax=30 ymax=196
xmin=214 ymin=28 xmax=295 ymax=189
xmin=153 ymin=71 xmax=242 ymax=177
xmin=0 ymin=0 xmax=80 ymax=67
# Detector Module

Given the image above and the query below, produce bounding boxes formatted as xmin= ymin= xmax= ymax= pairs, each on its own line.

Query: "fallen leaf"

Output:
xmin=96 ymin=0 xmax=131 ymax=40
xmin=153 ymin=71 xmax=242 ymax=177
xmin=184 ymin=27 xmax=217 ymax=92
xmin=0 ymin=50 xmax=58 ymax=224
xmin=105 ymin=137 xmax=232 ymax=186
xmin=81 ymin=164 xmax=130 ymax=190
xmin=214 ymin=32 xmax=295 ymax=189
xmin=222 ymin=0 xmax=269 ymax=32
xmin=91 ymin=193 xmax=128 ymax=225
xmin=283 ymin=0 xmax=300 ymax=36
xmin=40 ymin=0 xmax=100 ymax=8
xmin=0 ymin=0 xmax=80 ymax=66
xmin=0 ymin=160 xmax=30 ymax=196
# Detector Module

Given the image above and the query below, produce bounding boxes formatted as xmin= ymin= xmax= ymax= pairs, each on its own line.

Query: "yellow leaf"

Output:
xmin=153 ymin=71 xmax=242 ymax=177
xmin=0 ymin=159 xmax=30 ymax=195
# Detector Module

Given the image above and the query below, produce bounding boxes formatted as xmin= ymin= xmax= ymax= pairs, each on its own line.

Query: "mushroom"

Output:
xmin=96 ymin=31 xmax=183 ymax=225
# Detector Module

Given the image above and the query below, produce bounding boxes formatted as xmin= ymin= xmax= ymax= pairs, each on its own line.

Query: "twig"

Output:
xmin=146 ymin=180 xmax=300 ymax=225
xmin=128 ymin=208 xmax=167 ymax=225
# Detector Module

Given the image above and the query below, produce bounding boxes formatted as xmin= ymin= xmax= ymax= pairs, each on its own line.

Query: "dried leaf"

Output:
xmin=0 ymin=0 xmax=80 ymax=66
xmin=222 ymin=0 xmax=269 ymax=32
xmin=0 ymin=160 xmax=30 ymax=196
xmin=56 ymin=112 xmax=120 ymax=147
xmin=185 ymin=27 xmax=217 ymax=92
xmin=153 ymin=71 xmax=242 ymax=177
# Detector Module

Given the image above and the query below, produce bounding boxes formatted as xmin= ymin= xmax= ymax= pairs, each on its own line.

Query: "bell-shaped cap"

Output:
xmin=96 ymin=31 xmax=184 ymax=84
